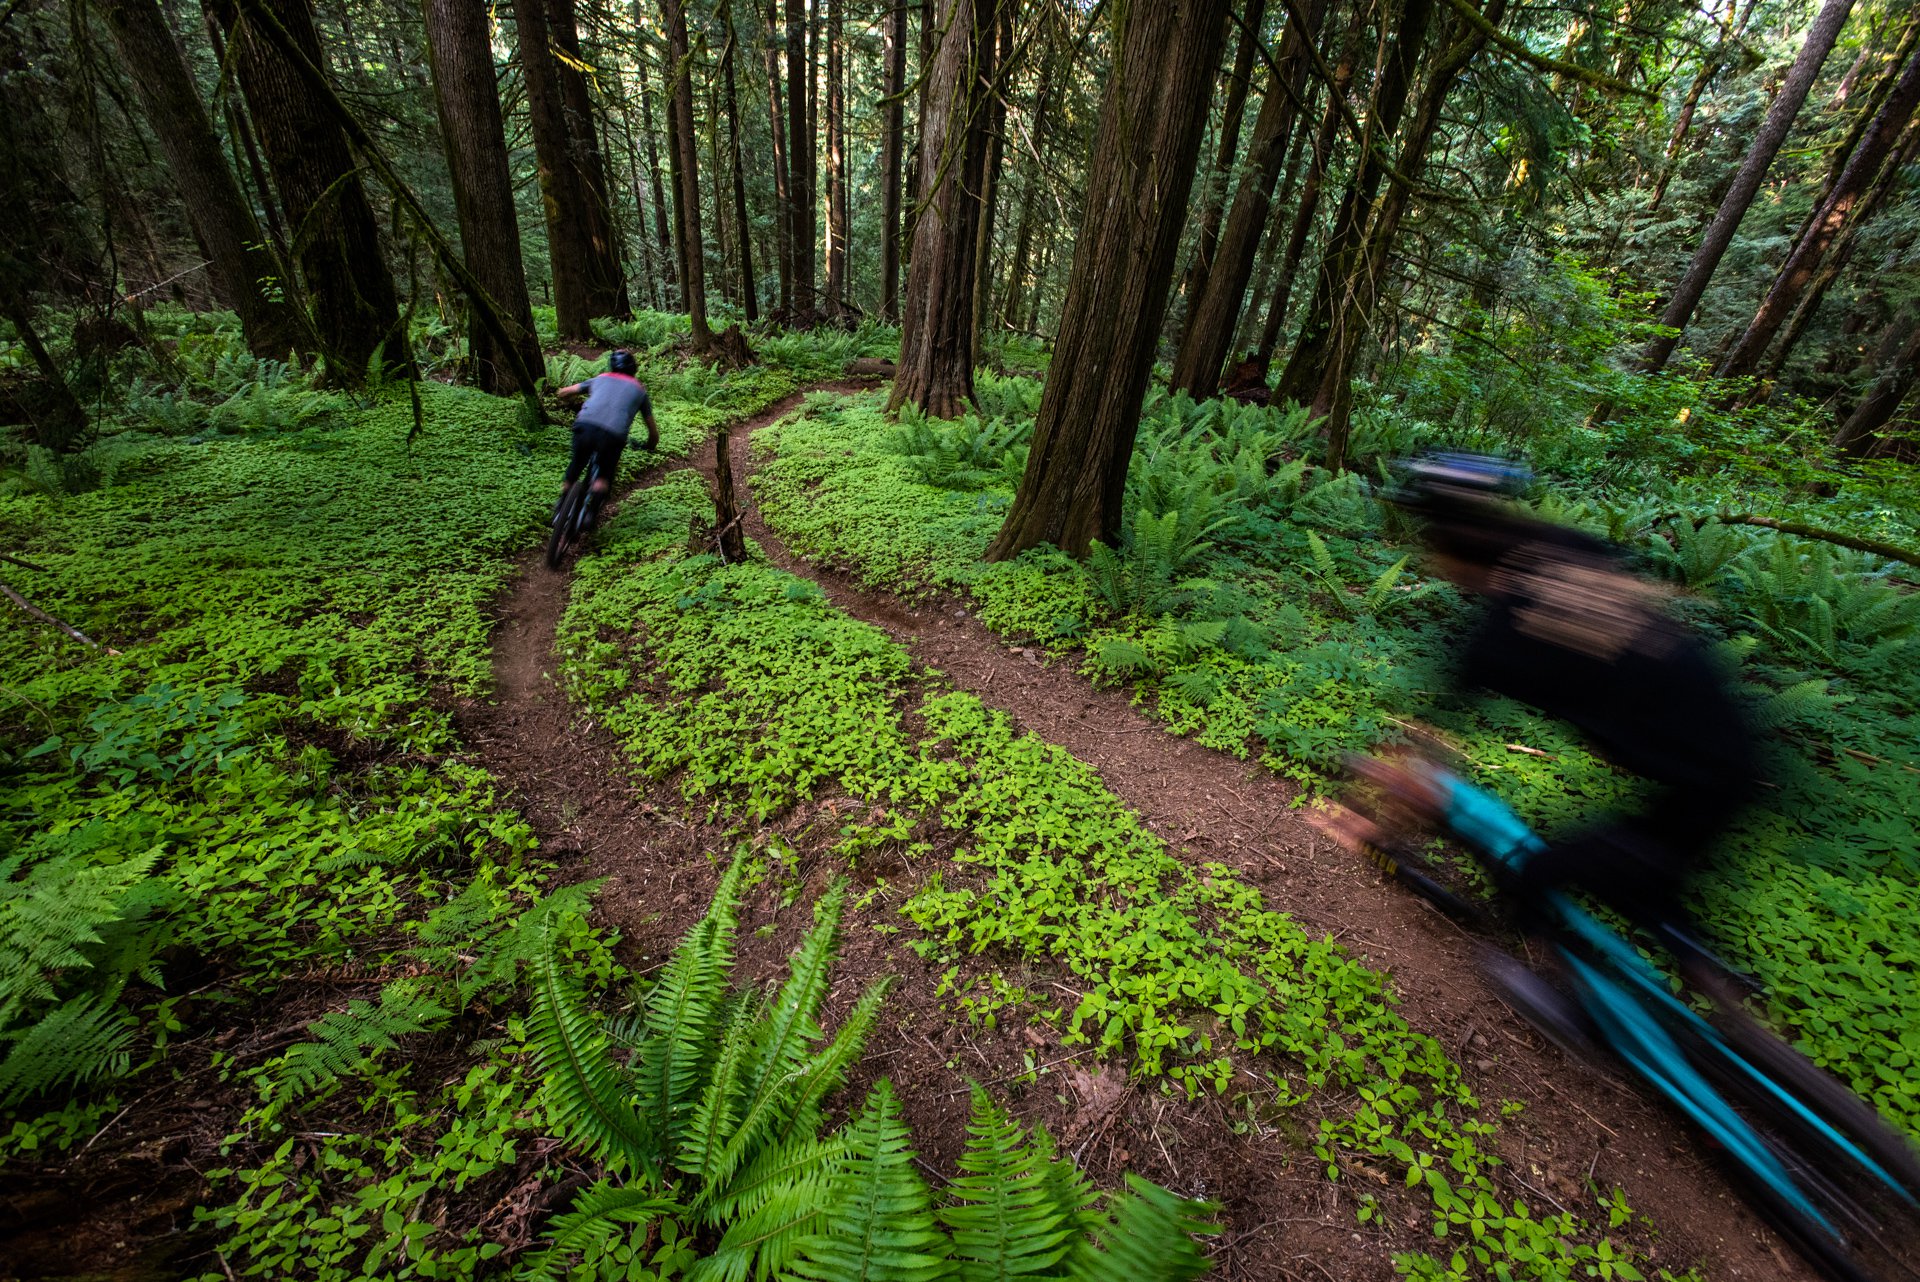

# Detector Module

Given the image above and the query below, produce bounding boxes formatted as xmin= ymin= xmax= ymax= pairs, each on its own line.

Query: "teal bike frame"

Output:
xmin=1437 ymin=777 xmax=1915 ymax=1235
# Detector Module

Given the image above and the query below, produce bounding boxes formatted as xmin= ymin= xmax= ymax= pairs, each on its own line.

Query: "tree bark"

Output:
xmin=1253 ymin=39 xmax=1350 ymax=372
xmin=1638 ymin=0 xmax=1855 ymax=372
xmin=1764 ymin=116 xmax=1920 ymax=380
xmin=890 ymin=0 xmax=999 ymax=417
xmin=971 ymin=0 xmax=1014 ymax=365
xmin=881 ymin=0 xmax=908 ymax=319
xmin=1274 ymin=0 xmax=1439 ymax=409
xmin=1236 ymin=109 xmax=1308 ymax=355
xmin=1834 ymin=319 xmax=1920 ymax=456
xmin=1645 ymin=0 xmax=1752 ymax=213
xmin=420 ymin=0 xmax=543 ymax=394
xmin=822 ymin=0 xmax=847 ymax=315
xmin=516 ymin=0 xmax=593 ymax=336
xmin=1718 ymin=41 xmax=1920 ymax=380
xmin=213 ymin=0 xmax=400 ymax=385
xmin=762 ymin=0 xmax=793 ymax=311
xmin=549 ymin=0 xmax=630 ymax=320
xmin=635 ymin=34 xmax=679 ymax=305
xmin=1314 ymin=0 xmax=1498 ymax=468
xmin=1 ymin=297 xmax=88 ymax=450
xmin=786 ymin=0 xmax=817 ymax=313
xmin=1179 ymin=0 xmax=1268 ymax=316
xmin=1171 ymin=0 xmax=1324 ymax=400
xmin=987 ymin=0 xmax=1233 ymax=561
xmin=102 ymin=0 xmax=305 ymax=360
xmin=723 ymin=0 xmax=758 ymax=321
xmin=999 ymin=35 xmax=1052 ymax=331
xmin=202 ymin=5 xmax=291 ymax=260
xmin=663 ymin=0 xmax=712 ymax=349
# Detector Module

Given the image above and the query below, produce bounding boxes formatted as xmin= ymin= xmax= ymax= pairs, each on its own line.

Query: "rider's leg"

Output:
xmin=592 ymin=434 xmax=627 ymax=497
xmin=562 ymin=428 xmax=593 ymax=506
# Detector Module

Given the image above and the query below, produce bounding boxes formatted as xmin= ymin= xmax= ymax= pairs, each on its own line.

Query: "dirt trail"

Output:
xmin=463 ymin=384 xmax=1809 ymax=1281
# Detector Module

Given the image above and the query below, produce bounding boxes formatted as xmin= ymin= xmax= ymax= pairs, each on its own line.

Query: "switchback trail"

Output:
xmin=464 ymin=381 xmax=1811 ymax=1281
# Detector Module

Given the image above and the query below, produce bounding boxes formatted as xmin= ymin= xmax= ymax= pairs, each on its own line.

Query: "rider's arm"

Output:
xmin=556 ymin=381 xmax=589 ymax=401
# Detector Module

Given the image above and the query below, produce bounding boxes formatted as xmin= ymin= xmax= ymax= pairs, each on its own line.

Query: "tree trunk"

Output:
xmin=1645 ymin=0 xmax=1752 ymax=213
xmin=1718 ymin=42 xmax=1920 ymax=380
xmin=1274 ymin=0 xmax=1439 ymax=409
xmin=102 ymin=0 xmax=305 ymax=361
xmin=762 ymin=0 xmax=793 ymax=312
xmin=1170 ymin=0 xmax=1325 ymax=400
xmin=516 ymin=0 xmax=593 ymax=336
xmin=420 ymin=0 xmax=543 ymax=394
xmin=987 ymin=0 xmax=1232 ymax=561
xmin=723 ymin=0 xmax=758 ymax=321
xmin=1314 ymin=0 xmax=1499 ymax=469
xmin=1638 ymin=0 xmax=1855 ymax=372
xmin=1 ymin=298 xmax=88 ymax=450
xmin=1236 ymin=109 xmax=1308 ymax=355
xmin=786 ymin=0 xmax=816 ymax=313
xmin=548 ymin=0 xmax=630 ymax=321
xmin=1179 ymin=0 xmax=1268 ymax=316
xmin=1253 ymin=39 xmax=1350 ymax=373
xmin=202 ymin=4 xmax=292 ymax=260
xmin=214 ymin=0 xmax=400 ymax=385
xmin=663 ymin=0 xmax=712 ymax=349
xmin=999 ymin=37 xmax=1052 ymax=331
xmin=890 ymin=0 xmax=999 ymax=417
xmin=635 ymin=33 xmax=679 ymax=305
xmin=1763 ymin=115 xmax=1920 ymax=379
xmin=821 ymin=0 xmax=846 ymax=315
xmin=1834 ymin=320 xmax=1920 ymax=456
xmin=971 ymin=1 xmax=1014 ymax=365
xmin=881 ymin=0 xmax=908 ymax=319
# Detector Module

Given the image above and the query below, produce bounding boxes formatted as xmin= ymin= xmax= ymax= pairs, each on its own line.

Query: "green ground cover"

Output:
xmin=557 ymin=459 xmax=1693 ymax=1280
xmin=0 ymin=315 xmax=1237 ymax=1280
xmin=0 ymin=313 xmax=812 ymax=1278
xmin=751 ymin=381 xmax=1920 ymax=1142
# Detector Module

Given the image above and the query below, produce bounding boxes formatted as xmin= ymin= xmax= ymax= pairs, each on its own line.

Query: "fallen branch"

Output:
xmin=1 ymin=552 xmax=49 ymax=572
xmin=1658 ymin=512 xmax=1920 ymax=571
xmin=1 ymin=580 xmax=120 ymax=654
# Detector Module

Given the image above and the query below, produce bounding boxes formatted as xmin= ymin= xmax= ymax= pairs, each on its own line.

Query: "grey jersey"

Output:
xmin=574 ymin=372 xmax=651 ymax=438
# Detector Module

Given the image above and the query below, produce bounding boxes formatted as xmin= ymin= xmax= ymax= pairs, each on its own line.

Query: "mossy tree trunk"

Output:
xmin=421 ymin=0 xmax=543 ymax=394
xmin=986 ymin=0 xmax=1233 ymax=560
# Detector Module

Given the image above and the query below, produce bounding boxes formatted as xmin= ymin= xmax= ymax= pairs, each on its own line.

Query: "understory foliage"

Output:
xmin=560 ymin=466 xmax=1685 ymax=1280
xmin=527 ymin=854 xmax=1217 ymax=1282
xmin=753 ymin=372 xmax=1920 ymax=1148
xmin=0 ymin=313 xmax=820 ymax=1279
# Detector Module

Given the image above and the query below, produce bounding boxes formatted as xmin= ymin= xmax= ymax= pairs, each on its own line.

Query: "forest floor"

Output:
xmin=454 ymin=382 xmax=1816 ymax=1282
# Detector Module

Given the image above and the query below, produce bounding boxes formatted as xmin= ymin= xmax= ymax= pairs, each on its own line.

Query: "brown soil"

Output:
xmin=444 ymin=382 xmax=1823 ymax=1279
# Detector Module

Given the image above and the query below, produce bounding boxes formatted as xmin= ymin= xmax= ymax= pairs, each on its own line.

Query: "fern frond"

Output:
xmin=0 ymin=992 xmax=134 ymax=1107
xmin=942 ymin=1085 xmax=1081 ymax=1280
xmin=531 ymin=934 xmax=656 ymax=1176
xmin=1363 ymin=557 xmax=1409 ymax=615
xmin=769 ymin=977 xmax=892 ymax=1151
xmin=269 ymin=978 xmax=451 ymax=1104
xmin=519 ymin=1179 xmax=682 ymax=1282
xmin=787 ymin=1081 xmax=953 ymax=1282
xmin=639 ymin=856 xmax=746 ymax=1151
xmin=690 ymin=1175 xmax=838 ymax=1282
xmin=678 ymin=988 xmax=766 ymax=1186
xmin=1062 ymin=1174 xmax=1217 ymax=1282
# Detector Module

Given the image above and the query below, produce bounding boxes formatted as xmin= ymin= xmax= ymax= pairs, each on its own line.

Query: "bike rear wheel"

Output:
xmin=546 ymin=479 xmax=589 ymax=570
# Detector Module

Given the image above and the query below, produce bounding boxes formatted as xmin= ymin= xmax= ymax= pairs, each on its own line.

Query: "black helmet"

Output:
xmin=1385 ymin=451 xmax=1532 ymax=519
xmin=608 ymin=349 xmax=638 ymax=376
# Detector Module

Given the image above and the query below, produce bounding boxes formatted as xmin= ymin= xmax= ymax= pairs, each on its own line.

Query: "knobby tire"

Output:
xmin=547 ymin=479 xmax=589 ymax=570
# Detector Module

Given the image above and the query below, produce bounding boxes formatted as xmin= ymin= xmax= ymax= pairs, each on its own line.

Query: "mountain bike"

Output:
xmin=1333 ymin=756 xmax=1920 ymax=1282
xmin=545 ymin=452 xmax=603 ymax=570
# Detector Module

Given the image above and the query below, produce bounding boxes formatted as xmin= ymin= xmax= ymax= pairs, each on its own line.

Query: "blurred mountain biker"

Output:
xmin=1384 ymin=453 xmax=1762 ymax=968
xmin=554 ymin=349 xmax=659 ymax=508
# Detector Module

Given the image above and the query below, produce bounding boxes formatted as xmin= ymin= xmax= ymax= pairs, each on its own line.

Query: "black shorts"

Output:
xmin=565 ymin=424 xmax=627 ymax=489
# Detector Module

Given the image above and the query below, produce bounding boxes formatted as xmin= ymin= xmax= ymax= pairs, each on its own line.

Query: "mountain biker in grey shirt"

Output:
xmin=554 ymin=349 xmax=659 ymax=506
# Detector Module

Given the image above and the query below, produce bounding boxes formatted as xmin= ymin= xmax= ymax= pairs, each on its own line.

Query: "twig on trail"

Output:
xmin=1 ymin=551 xmax=49 ymax=572
xmin=215 ymin=1253 xmax=239 ymax=1282
xmin=1509 ymin=1169 xmax=1575 ymax=1218
xmin=1068 ymin=718 xmax=1158 ymax=735
xmin=1 ymin=579 xmax=119 ymax=653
